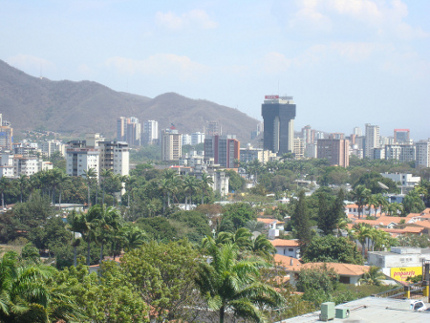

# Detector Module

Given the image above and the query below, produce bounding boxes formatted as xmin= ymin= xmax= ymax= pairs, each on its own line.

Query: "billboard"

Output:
xmin=265 ymin=95 xmax=279 ymax=100
xmin=390 ymin=266 xmax=422 ymax=282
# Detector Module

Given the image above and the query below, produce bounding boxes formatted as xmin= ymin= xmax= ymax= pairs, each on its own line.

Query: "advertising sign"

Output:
xmin=265 ymin=95 xmax=279 ymax=100
xmin=390 ymin=267 xmax=422 ymax=282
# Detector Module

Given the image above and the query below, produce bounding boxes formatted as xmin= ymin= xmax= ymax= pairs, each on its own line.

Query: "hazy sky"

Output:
xmin=1 ymin=0 xmax=429 ymax=140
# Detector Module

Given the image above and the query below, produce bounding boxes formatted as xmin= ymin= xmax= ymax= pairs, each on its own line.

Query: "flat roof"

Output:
xmin=277 ymin=296 xmax=430 ymax=322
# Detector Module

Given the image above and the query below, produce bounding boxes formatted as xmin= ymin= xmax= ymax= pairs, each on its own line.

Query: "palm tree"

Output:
xmin=0 ymin=252 xmax=53 ymax=321
xmin=66 ymin=211 xmax=86 ymax=266
xmin=195 ymin=239 xmax=284 ymax=323
xmin=374 ymin=193 xmax=388 ymax=216
xmin=100 ymin=168 xmax=113 ymax=205
xmin=244 ymin=220 xmax=266 ymax=234
xmin=183 ymin=175 xmax=200 ymax=209
xmin=17 ymin=175 xmax=29 ymax=203
xmin=351 ymin=185 xmax=371 ymax=218
xmin=367 ymin=194 xmax=379 ymax=217
xmin=200 ymin=172 xmax=214 ymax=204
xmin=122 ymin=225 xmax=147 ymax=251
xmin=92 ymin=205 xmax=122 ymax=263
xmin=352 ymin=223 xmax=372 ymax=258
xmin=56 ymin=171 xmax=71 ymax=209
xmin=250 ymin=234 xmax=276 ymax=260
xmin=0 ymin=177 xmax=10 ymax=209
xmin=359 ymin=266 xmax=386 ymax=286
xmin=83 ymin=168 xmax=97 ymax=208
xmin=215 ymin=227 xmax=253 ymax=250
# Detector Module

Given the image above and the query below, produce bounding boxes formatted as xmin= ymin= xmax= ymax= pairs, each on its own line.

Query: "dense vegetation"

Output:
xmin=1 ymin=155 xmax=429 ymax=322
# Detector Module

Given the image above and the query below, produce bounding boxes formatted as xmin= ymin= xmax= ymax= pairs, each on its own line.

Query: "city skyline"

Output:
xmin=1 ymin=1 xmax=429 ymax=139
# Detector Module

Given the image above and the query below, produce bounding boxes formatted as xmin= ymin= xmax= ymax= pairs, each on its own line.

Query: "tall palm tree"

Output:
xmin=0 ymin=177 xmax=10 ymax=209
xmin=183 ymin=175 xmax=200 ymax=209
xmin=351 ymin=185 xmax=371 ymax=218
xmin=352 ymin=223 xmax=372 ymax=258
xmin=200 ymin=172 xmax=214 ymax=205
xmin=195 ymin=239 xmax=284 ymax=323
xmin=17 ymin=175 xmax=29 ymax=203
xmin=83 ymin=168 xmax=97 ymax=208
xmin=122 ymin=225 xmax=147 ymax=251
xmin=215 ymin=228 xmax=253 ymax=250
xmin=56 ymin=171 xmax=71 ymax=209
xmin=66 ymin=211 xmax=86 ymax=266
xmin=100 ymin=168 xmax=113 ymax=205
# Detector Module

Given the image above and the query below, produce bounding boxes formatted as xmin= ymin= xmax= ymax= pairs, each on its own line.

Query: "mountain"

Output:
xmin=0 ymin=60 xmax=259 ymax=142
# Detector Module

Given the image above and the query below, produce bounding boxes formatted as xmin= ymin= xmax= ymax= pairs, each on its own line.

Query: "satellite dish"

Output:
xmin=378 ymin=181 xmax=389 ymax=190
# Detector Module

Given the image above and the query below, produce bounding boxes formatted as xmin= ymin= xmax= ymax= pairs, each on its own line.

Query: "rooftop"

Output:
xmin=277 ymin=297 xmax=430 ymax=322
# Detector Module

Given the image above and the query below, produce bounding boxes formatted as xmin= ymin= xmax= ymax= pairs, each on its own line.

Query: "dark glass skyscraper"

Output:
xmin=261 ymin=95 xmax=296 ymax=155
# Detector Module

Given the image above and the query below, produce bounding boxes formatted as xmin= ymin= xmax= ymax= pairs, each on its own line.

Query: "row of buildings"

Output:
xmin=259 ymin=96 xmax=429 ymax=168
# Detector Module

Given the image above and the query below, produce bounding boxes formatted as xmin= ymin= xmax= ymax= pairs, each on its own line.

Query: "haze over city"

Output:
xmin=1 ymin=0 xmax=429 ymax=139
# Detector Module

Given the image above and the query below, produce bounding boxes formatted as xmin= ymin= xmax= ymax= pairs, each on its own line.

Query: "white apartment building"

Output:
xmin=416 ymin=140 xmax=430 ymax=168
xmin=41 ymin=140 xmax=65 ymax=157
xmin=385 ymin=144 xmax=416 ymax=163
xmin=98 ymin=141 xmax=129 ymax=176
xmin=14 ymin=155 xmax=39 ymax=176
xmin=182 ymin=134 xmax=191 ymax=146
xmin=239 ymin=146 xmax=277 ymax=164
xmin=0 ymin=152 xmax=14 ymax=178
xmin=364 ymin=123 xmax=380 ymax=159
xmin=191 ymin=132 xmax=205 ymax=146
xmin=66 ymin=146 xmax=100 ymax=179
xmin=381 ymin=172 xmax=421 ymax=194
xmin=142 ymin=120 xmax=158 ymax=145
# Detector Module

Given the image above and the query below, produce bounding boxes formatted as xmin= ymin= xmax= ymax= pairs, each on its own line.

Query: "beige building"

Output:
xmin=162 ymin=130 xmax=182 ymax=161
xmin=239 ymin=146 xmax=276 ymax=164
xmin=317 ymin=138 xmax=350 ymax=167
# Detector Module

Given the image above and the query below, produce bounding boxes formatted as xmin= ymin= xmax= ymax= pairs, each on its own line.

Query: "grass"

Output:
xmin=0 ymin=244 xmax=24 ymax=256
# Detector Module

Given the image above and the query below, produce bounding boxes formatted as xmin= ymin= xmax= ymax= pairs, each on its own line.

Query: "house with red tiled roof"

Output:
xmin=273 ymin=254 xmax=302 ymax=272
xmin=290 ymin=262 xmax=370 ymax=285
xmin=257 ymin=217 xmax=284 ymax=239
xmin=270 ymin=239 xmax=300 ymax=259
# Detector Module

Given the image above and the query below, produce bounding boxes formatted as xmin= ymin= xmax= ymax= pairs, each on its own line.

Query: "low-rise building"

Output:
xmin=270 ymin=239 xmax=300 ymax=258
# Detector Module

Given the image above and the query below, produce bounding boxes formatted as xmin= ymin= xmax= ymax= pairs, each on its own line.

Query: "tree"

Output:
xmin=403 ymin=190 xmax=425 ymax=215
xmin=121 ymin=240 xmax=200 ymax=322
xmin=196 ymin=238 xmax=284 ymax=323
xmin=17 ymin=175 xmax=29 ymax=203
xmin=359 ymin=266 xmax=385 ymax=286
xmin=83 ymin=168 xmax=97 ymax=208
xmin=222 ymin=203 xmax=257 ymax=231
xmin=296 ymin=265 xmax=339 ymax=306
xmin=0 ymin=177 xmax=11 ymax=209
xmin=351 ymin=185 xmax=371 ymax=218
xmin=352 ymin=223 xmax=372 ymax=258
xmin=291 ymin=190 xmax=312 ymax=253
xmin=302 ymin=235 xmax=364 ymax=265
xmin=200 ymin=172 xmax=214 ymax=204
xmin=100 ymin=168 xmax=113 ymax=205
xmin=182 ymin=175 xmax=200 ymax=208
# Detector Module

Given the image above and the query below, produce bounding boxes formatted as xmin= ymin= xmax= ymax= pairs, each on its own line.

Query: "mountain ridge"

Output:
xmin=0 ymin=59 xmax=259 ymax=142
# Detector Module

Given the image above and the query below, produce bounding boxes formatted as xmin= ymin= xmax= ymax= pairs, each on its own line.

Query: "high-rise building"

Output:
xmin=301 ymin=125 xmax=313 ymax=145
xmin=204 ymin=135 xmax=240 ymax=168
xmin=142 ymin=120 xmax=159 ymax=145
xmin=261 ymin=95 xmax=296 ymax=155
xmin=182 ymin=134 xmax=191 ymax=146
xmin=0 ymin=114 xmax=13 ymax=150
xmin=207 ymin=121 xmax=222 ymax=136
xmin=66 ymin=134 xmax=129 ymax=181
xmin=191 ymin=132 xmax=205 ymax=146
xmin=117 ymin=117 xmax=127 ymax=141
xmin=317 ymin=138 xmax=350 ymax=167
xmin=385 ymin=144 xmax=416 ymax=163
xmin=353 ymin=127 xmax=362 ymax=137
xmin=364 ymin=123 xmax=380 ymax=159
xmin=161 ymin=130 xmax=182 ymax=161
xmin=294 ymin=137 xmax=304 ymax=159
xmin=394 ymin=129 xmax=410 ymax=144
xmin=117 ymin=116 xmax=141 ymax=146
xmin=416 ymin=140 xmax=430 ymax=168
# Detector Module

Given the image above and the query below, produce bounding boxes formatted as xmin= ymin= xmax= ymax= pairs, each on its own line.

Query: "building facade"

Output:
xmin=161 ymin=130 xmax=182 ymax=161
xmin=416 ymin=140 xmax=430 ymax=168
xmin=364 ymin=123 xmax=380 ymax=159
xmin=261 ymin=95 xmax=296 ymax=155
xmin=142 ymin=120 xmax=158 ymax=145
xmin=204 ymin=135 xmax=240 ymax=168
xmin=316 ymin=138 xmax=350 ymax=167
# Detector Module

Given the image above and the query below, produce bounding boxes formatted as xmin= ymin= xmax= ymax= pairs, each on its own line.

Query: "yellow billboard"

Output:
xmin=390 ymin=267 xmax=422 ymax=282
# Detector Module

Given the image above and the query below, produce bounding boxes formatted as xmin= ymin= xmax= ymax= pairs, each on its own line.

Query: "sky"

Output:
xmin=1 ymin=0 xmax=429 ymax=140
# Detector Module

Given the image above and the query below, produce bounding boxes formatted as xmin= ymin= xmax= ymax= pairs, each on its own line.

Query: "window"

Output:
xmin=289 ymin=248 xmax=294 ymax=252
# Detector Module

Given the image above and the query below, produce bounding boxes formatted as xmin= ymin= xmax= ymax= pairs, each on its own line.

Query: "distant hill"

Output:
xmin=0 ymin=59 xmax=259 ymax=142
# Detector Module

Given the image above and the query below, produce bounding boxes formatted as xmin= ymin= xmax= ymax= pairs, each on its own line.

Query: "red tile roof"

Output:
xmin=270 ymin=239 xmax=300 ymax=247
